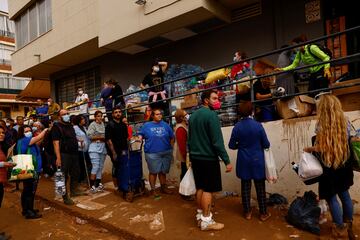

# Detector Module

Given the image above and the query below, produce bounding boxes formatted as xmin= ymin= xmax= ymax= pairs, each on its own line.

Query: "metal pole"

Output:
xmin=82 ymin=151 xmax=91 ymax=188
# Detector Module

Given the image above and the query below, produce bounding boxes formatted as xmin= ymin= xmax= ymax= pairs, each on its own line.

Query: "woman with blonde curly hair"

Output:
xmin=304 ymin=94 xmax=354 ymax=239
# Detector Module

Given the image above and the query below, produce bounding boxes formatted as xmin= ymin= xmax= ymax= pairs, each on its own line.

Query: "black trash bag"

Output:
xmin=267 ymin=193 xmax=288 ymax=206
xmin=286 ymin=191 xmax=321 ymax=235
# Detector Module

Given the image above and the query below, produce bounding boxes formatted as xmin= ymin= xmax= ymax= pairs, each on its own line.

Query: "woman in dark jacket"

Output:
xmin=304 ymin=94 xmax=354 ymax=239
xmin=16 ymin=125 xmax=48 ymax=219
xmin=228 ymin=101 xmax=271 ymax=221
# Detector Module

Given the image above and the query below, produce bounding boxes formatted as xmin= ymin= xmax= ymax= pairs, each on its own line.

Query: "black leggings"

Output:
xmin=21 ymin=179 xmax=38 ymax=212
xmin=0 ymin=183 xmax=3 ymax=208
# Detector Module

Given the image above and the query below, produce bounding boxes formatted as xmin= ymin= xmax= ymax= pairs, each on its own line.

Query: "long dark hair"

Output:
xmin=17 ymin=125 xmax=31 ymax=140
xmin=0 ymin=125 xmax=8 ymax=154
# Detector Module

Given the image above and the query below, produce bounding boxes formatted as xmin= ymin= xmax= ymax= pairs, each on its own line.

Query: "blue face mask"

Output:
xmin=62 ymin=114 xmax=70 ymax=123
xmin=24 ymin=132 xmax=33 ymax=138
xmin=32 ymin=127 xmax=38 ymax=132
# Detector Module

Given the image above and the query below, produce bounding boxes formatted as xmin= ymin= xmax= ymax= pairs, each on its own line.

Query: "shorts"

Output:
xmin=191 ymin=159 xmax=222 ymax=193
xmin=145 ymin=149 xmax=173 ymax=174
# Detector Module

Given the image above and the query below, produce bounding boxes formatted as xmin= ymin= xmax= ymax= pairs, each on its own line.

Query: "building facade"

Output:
xmin=8 ymin=0 xmax=359 ymax=104
xmin=0 ymin=8 xmax=31 ymax=119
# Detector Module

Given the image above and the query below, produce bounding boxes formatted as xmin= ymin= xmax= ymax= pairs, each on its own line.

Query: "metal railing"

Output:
xmin=48 ymin=26 xmax=360 ymax=124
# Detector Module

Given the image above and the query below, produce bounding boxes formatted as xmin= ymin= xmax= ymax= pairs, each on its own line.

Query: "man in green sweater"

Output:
xmin=276 ymin=35 xmax=332 ymax=96
xmin=188 ymin=89 xmax=233 ymax=231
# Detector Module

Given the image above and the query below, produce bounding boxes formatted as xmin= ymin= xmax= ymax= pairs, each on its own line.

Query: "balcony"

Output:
xmin=0 ymin=30 xmax=15 ymax=39
xmin=0 ymin=76 xmax=30 ymax=93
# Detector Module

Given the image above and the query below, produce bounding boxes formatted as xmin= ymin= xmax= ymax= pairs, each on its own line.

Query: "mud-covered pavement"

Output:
xmin=0 ymin=178 xmax=359 ymax=240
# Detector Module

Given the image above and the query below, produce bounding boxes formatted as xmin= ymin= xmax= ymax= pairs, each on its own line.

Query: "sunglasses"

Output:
xmin=314 ymin=91 xmax=332 ymax=101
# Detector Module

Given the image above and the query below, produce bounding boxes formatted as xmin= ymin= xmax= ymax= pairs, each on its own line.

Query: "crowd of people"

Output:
xmin=0 ymin=41 xmax=356 ymax=239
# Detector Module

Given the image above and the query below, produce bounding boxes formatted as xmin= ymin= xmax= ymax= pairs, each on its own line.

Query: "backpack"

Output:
xmin=307 ymin=44 xmax=332 ymax=60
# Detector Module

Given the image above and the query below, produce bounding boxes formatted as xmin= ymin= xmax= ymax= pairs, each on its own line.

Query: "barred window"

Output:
xmin=55 ymin=68 xmax=102 ymax=106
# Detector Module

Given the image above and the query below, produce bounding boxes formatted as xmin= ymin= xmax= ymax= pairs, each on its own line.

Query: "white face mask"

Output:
xmin=6 ymin=122 xmax=10 ymax=127
xmin=24 ymin=132 xmax=33 ymax=138
xmin=78 ymin=90 xmax=84 ymax=95
xmin=153 ymin=66 xmax=160 ymax=73
xmin=184 ymin=114 xmax=190 ymax=121
xmin=47 ymin=102 xmax=51 ymax=106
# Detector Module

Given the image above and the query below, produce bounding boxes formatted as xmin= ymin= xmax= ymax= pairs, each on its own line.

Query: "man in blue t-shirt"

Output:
xmin=139 ymin=109 xmax=174 ymax=196
xmin=35 ymin=99 xmax=49 ymax=125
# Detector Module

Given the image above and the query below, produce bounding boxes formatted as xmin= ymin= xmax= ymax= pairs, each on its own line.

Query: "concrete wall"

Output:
xmin=102 ymin=111 xmax=360 ymax=202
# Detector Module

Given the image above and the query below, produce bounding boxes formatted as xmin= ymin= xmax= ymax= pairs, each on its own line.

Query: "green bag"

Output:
xmin=351 ymin=140 xmax=360 ymax=172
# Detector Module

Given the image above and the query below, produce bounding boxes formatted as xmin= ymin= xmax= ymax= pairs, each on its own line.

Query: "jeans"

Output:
xmin=326 ymin=190 xmax=353 ymax=226
xmin=89 ymin=152 xmax=106 ymax=179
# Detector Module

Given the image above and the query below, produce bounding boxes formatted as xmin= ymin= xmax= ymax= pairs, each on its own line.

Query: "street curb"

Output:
xmin=36 ymin=194 xmax=148 ymax=240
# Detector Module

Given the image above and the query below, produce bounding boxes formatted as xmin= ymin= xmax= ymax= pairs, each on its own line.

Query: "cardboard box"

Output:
xmin=276 ymin=95 xmax=315 ymax=119
xmin=183 ymin=88 xmax=199 ymax=102
xmin=336 ymin=93 xmax=360 ymax=112
xmin=333 ymin=78 xmax=360 ymax=111
xmin=181 ymin=98 xmax=198 ymax=109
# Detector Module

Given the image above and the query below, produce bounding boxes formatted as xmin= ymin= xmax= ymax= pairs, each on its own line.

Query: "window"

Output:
xmin=14 ymin=0 xmax=52 ymax=49
xmin=0 ymin=73 xmax=30 ymax=89
xmin=56 ymin=68 xmax=101 ymax=105
xmin=0 ymin=14 xmax=15 ymax=38
xmin=0 ymin=44 xmax=14 ymax=65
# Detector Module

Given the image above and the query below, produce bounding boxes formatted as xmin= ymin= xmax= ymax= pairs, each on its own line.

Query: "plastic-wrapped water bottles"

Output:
xmin=54 ymin=168 xmax=66 ymax=196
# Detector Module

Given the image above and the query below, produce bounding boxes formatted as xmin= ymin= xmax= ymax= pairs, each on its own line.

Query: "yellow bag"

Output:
xmin=205 ymin=68 xmax=229 ymax=84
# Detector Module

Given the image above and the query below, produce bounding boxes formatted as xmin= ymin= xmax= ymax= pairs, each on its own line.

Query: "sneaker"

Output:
xmin=200 ymin=219 xmax=224 ymax=231
xmin=196 ymin=209 xmax=202 ymax=227
xmin=160 ymin=185 xmax=173 ymax=195
xmin=244 ymin=209 xmax=252 ymax=220
xmin=63 ymin=197 xmax=75 ymax=206
xmin=97 ymin=183 xmax=105 ymax=192
xmin=24 ymin=210 xmax=42 ymax=219
xmin=90 ymin=186 xmax=98 ymax=194
xmin=259 ymin=213 xmax=271 ymax=222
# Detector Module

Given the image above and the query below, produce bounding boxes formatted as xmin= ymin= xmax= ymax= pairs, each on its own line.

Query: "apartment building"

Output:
xmin=8 ymin=0 xmax=359 ymax=105
xmin=0 ymin=5 xmax=31 ymax=119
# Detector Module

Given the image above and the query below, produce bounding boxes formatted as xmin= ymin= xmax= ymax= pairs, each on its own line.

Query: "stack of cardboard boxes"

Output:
xmin=181 ymin=89 xmax=199 ymax=109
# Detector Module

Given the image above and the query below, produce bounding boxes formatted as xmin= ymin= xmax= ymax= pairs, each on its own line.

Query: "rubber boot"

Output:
xmin=344 ymin=219 xmax=355 ymax=240
xmin=330 ymin=223 xmax=348 ymax=240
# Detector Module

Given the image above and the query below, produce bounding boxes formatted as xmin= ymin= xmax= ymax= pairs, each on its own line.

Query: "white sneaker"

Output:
xmin=90 ymin=186 xmax=98 ymax=194
xmin=200 ymin=219 xmax=224 ymax=231
xmin=98 ymin=183 xmax=104 ymax=192
xmin=196 ymin=210 xmax=202 ymax=227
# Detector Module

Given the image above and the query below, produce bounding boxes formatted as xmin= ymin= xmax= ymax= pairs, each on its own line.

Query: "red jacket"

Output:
xmin=0 ymin=149 xmax=7 ymax=183
xmin=230 ymin=62 xmax=251 ymax=79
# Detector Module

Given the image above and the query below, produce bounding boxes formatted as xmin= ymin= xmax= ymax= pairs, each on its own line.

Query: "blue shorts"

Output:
xmin=145 ymin=149 xmax=173 ymax=174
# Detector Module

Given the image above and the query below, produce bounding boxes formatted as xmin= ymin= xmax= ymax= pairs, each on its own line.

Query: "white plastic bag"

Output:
xmin=264 ymin=148 xmax=278 ymax=183
xmin=298 ymin=152 xmax=323 ymax=180
xmin=179 ymin=167 xmax=196 ymax=196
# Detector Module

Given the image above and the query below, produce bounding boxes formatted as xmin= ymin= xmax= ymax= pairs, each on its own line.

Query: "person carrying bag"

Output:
xmin=13 ymin=125 xmax=48 ymax=219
